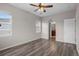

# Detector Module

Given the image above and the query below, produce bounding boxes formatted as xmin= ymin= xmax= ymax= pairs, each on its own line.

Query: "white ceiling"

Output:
xmin=9 ymin=3 xmax=77 ymax=17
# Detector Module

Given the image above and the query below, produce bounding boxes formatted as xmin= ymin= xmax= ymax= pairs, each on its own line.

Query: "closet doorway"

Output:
xmin=49 ymin=21 xmax=56 ymax=41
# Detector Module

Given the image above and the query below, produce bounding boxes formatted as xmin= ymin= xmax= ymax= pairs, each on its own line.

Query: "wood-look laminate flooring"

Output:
xmin=0 ymin=39 xmax=78 ymax=56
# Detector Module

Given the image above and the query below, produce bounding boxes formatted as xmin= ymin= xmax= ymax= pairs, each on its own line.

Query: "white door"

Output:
xmin=64 ymin=18 xmax=75 ymax=44
xmin=41 ymin=22 xmax=49 ymax=39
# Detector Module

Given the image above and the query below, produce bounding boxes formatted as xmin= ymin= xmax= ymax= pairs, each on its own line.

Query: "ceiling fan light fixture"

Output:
xmin=30 ymin=3 xmax=53 ymax=13
xmin=40 ymin=7 xmax=44 ymax=11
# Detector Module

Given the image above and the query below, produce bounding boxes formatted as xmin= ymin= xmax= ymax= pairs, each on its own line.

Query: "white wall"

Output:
xmin=42 ymin=10 xmax=76 ymax=42
xmin=0 ymin=3 xmax=41 ymax=50
xmin=76 ymin=4 xmax=79 ymax=54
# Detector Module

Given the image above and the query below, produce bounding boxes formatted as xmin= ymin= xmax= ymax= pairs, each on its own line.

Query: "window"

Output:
xmin=0 ymin=12 xmax=12 ymax=36
xmin=36 ymin=20 xmax=41 ymax=33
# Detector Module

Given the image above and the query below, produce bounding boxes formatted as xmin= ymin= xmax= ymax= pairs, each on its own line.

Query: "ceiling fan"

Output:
xmin=30 ymin=3 xmax=53 ymax=12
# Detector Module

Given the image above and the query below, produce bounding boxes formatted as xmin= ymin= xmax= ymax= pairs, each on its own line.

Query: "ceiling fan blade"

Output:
xmin=30 ymin=4 xmax=38 ymax=7
xmin=43 ymin=5 xmax=53 ymax=8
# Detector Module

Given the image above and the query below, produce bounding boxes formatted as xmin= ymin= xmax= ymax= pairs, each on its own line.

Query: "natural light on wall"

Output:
xmin=0 ymin=12 xmax=12 ymax=37
xmin=36 ymin=20 xmax=41 ymax=33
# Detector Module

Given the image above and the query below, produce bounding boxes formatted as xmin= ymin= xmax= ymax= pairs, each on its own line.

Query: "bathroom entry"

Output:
xmin=49 ymin=21 xmax=56 ymax=40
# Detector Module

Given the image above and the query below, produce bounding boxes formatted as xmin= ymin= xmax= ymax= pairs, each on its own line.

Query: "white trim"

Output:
xmin=0 ymin=38 xmax=39 ymax=51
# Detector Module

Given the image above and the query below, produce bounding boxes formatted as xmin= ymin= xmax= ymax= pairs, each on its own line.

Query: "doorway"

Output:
xmin=49 ymin=21 xmax=56 ymax=41
xmin=64 ymin=18 xmax=76 ymax=44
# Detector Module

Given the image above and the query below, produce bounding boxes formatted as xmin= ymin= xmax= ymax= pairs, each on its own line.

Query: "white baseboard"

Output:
xmin=56 ymin=40 xmax=76 ymax=44
xmin=0 ymin=38 xmax=39 ymax=51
